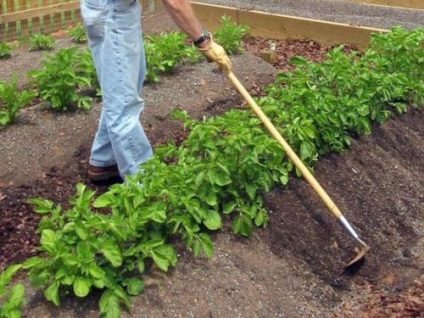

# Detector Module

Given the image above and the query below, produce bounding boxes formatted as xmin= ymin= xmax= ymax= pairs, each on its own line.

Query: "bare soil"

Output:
xmin=0 ymin=10 xmax=423 ymax=318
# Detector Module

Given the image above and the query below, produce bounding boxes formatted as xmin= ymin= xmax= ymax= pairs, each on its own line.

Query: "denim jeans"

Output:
xmin=81 ymin=0 xmax=153 ymax=178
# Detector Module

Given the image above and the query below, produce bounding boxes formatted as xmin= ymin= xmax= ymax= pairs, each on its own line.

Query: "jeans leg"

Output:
xmin=82 ymin=0 xmax=116 ymax=167
xmin=82 ymin=0 xmax=152 ymax=177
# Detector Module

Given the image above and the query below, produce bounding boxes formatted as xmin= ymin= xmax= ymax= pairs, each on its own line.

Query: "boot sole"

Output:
xmin=87 ymin=170 xmax=120 ymax=182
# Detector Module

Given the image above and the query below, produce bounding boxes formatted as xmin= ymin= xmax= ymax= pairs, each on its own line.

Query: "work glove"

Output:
xmin=199 ymin=38 xmax=232 ymax=74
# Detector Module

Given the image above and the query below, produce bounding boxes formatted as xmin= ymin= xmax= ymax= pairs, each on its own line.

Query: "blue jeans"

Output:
xmin=81 ymin=0 xmax=153 ymax=178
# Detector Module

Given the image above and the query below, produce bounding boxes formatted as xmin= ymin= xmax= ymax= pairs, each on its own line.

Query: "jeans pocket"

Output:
xmin=81 ymin=0 xmax=106 ymax=39
xmin=114 ymin=0 xmax=137 ymax=13
xmin=82 ymin=0 xmax=107 ymax=10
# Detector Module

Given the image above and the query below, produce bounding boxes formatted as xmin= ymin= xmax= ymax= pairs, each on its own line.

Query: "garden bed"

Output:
xmin=1 ymin=10 xmax=423 ymax=318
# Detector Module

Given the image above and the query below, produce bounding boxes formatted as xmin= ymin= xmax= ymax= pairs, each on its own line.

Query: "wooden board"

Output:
xmin=191 ymin=2 xmax=387 ymax=50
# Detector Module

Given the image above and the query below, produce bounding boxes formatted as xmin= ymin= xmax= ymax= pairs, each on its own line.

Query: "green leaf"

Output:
xmin=140 ymin=203 xmax=167 ymax=223
xmin=111 ymin=285 xmax=131 ymax=309
xmin=300 ymin=141 xmax=314 ymax=160
xmin=73 ymin=276 xmax=91 ymax=297
xmin=93 ymin=192 xmax=116 ymax=208
xmin=89 ymin=263 xmax=105 ymax=279
xmin=30 ymin=269 xmax=50 ymax=287
xmin=246 ymin=184 xmax=257 ymax=200
xmin=22 ymin=256 xmax=43 ymax=270
xmin=62 ymin=221 xmax=76 ymax=232
xmin=60 ymin=274 xmax=75 ymax=286
xmin=208 ymin=167 xmax=231 ymax=187
xmin=54 ymin=267 xmax=67 ymax=280
xmin=232 ymin=215 xmax=253 ymax=236
xmin=100 ymin=241 xmax=123 ymax=267
xmin=289 ymin=55 xmax=308 ymax=66
xmin=44 ymin=281 xmax=60 ymax=306
xmin=0 ymin=264 xmax=22 ymax=287
xmin=6 ymin=283 xmax=25 ymax=309
xmin=214 ymin=163 xmax=232 ymax=186
xmin=203 ymin=210 xmax=222 ymax=230
xmin=27 ymin=197 xmax=54 ymax=214
xmin=279 ymin=172 xmax=289 ymax=185
xmin=192 ymin=239 xmax=201 ymax=256
xmin=223 ymin=200 xmax=237 ymax=214
xmin=125 ymin=278 xmax=144 ymax=296
xmin=142 ymin=239 xmax=165 ymax=250
xmin=40 ymin=229 xmax=57 ymax=253
xmin=75 ymin=221 xmax=88 ymax=240
xmin=0 ymin=112 xmax=10 ymax=126
xmin=63 ymin=255 xmax=79 ymax=267
xmin=93 ymin=277 xmax=106 ymax=289
xmin=254 ymin=210 xmax=267 ymax=227
xmin=198 ymin=233 xmax=214 ymax=258
xmin=77 ymin=241 xmax=93 ymax=264
xmin=136 ymin=260 xmax=145 ymax=274
xmin=205 ymin=191 xmax=218 ymax=206
xmin=99 ymin=290 xmax=121 ymax=318
xmin=150 ymin=244 xmax=177 ymax=272
xmin=194 ymin=170 xmax=206 ymax=186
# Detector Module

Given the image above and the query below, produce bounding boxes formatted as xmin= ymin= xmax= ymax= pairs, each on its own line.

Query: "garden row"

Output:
xmin=0 ymin=16 xmax=248 ymax=126
xmin=1 ymin=23 xmax=424 ymax=318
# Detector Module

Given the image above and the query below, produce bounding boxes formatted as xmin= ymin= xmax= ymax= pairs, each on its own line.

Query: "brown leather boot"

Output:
xmin=87 ymin=164 xmax=120 ymax=182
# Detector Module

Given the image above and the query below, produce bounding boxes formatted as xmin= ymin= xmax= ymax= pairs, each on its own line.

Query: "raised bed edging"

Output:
xmin=1 ymin=1 xmax=391 ymax=49
xmin=192 ymin=2 xmax=388 ymax=50
xmin=353 ymin=0 xmax=424 ymax=10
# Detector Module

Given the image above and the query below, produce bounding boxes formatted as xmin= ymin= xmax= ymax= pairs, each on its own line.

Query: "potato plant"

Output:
xmin=68 ymin=23 xmax=87 ymax=44
xmin=0 ymin=264 xmax=25 ymax=318
xmin=0 ymin=42 xmax=12 ymax=59
xmin=144 ymin=31 xmax=202 ymax=83
xmin=28 ymin=33 xmax=55 ymax=51
xmin=0 ymin=75 xmax=36 ymax=126
xmin=22 ymin=184 xmax=165 ymax=317
xmin=27 ymin=47 xmax=94 ymax=111
xmin=214 ymin=15 xmax=250 ymax=54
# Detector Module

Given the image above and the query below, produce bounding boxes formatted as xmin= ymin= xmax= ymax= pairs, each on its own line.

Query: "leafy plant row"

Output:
xmin=0 ymin=24 xmax=87 ymax=62
xmin=258 ymin=26 xmax=424 ymax=165
xmin=1 ymin=26 xmax=424 ymax=318
xmin=0 ymin=16 xmax=248 ymax=125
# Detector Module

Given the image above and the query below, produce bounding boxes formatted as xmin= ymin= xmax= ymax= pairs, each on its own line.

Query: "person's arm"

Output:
xmin=160 ymin=0 xmax=205 ymax=45
xmin=161 ymin=0 xmax=232 ymax=73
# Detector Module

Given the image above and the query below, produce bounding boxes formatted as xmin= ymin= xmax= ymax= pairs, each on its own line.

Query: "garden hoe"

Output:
xmin=225 ymin=70 xmax=370 ymax=268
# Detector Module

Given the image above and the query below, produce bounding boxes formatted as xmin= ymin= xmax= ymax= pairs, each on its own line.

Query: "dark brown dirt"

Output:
xmin=0 ymin=10 xmax=423 ymax=318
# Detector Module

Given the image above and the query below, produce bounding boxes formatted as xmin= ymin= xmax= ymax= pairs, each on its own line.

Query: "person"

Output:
xmin=80 ymin=0 xmax=232 ymax=182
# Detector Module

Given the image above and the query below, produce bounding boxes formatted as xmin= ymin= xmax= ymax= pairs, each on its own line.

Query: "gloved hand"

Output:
xmin=199 ymin=38 xmax=232 ymax=74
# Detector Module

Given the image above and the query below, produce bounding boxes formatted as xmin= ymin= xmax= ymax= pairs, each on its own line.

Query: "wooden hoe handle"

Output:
xmin=226 ymin=71 xmax=343 ymax=219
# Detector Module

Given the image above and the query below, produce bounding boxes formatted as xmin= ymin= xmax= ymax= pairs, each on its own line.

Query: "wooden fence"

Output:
xmin=0 ymin=0 xmax=163 ymax=41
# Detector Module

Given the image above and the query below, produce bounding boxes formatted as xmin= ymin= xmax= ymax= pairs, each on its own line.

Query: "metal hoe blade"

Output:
xmin=339 ymin=216 xmax=370 ymax=267
xmin=346 ymin=238 xmax=370 ymax=267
